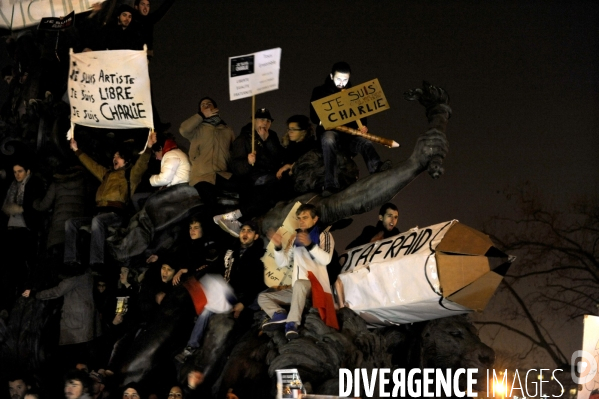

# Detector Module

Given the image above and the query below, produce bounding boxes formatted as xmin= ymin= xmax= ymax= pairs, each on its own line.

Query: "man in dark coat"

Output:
xmin=346 ymin=202 xmax=400 ymax=249
xmin=220 ymin=108 xmax=284 ymax=236
xmin=175 ymin=220 xmax=266 ymax=363
xmin=1 ymin=160 xmax=44 ymax=312
xmin=95 ymin=5 xmax=145 ymax=51
xmin=310 ymin=61 xmax=390 ymax=197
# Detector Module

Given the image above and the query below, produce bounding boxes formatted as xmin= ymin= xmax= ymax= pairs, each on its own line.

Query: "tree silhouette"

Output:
xmin=476 ymin=183 xmax=598 ymax=368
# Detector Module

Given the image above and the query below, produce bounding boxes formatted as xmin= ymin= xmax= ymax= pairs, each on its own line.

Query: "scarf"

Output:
xmin=4 ymin=174 xmax=30 ymax=207
xmin=203 ymin=115 xmax=225 ymax=126
xmin=162 ymin=138 xmax=178 ymax=155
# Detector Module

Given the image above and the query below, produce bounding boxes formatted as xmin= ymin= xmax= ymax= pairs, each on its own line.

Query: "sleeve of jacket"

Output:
xmin=309 ymin=230 xmax=335 ymax=267
xmin=273 ymin=245 xmax=293 ymax=268
xmin=36 ymin=277 xmax=77 ymax=300
xmin=33 ymin=182 xmax=56 ymax=211
xmin=76 ymin=151 xmax=107 ymax=182
xmin=129 ymin=149 xmax=151 ymax=196
xmin=149 ymin=152 xmax=179 ymax=187
xmin=230 ymin=135 xmax=252 ymax=177
xmin=179 ymin=113 xmax=203 ymax=140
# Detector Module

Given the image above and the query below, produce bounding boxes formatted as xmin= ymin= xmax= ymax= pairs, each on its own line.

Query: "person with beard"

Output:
xmin=346 ymin=202 xmax=400 ymax=249
xmin=8 ymin=374 xmax=31 ymax=399
xmin=174 ymin=221 xmax=265 ymax=363
xmin=310 ymin=62 xmax=391 ymax=197
xmin=94 ymin=5 xmax=144 ymax=51
xmin=63 ymin=133 xmax=156 ymax=269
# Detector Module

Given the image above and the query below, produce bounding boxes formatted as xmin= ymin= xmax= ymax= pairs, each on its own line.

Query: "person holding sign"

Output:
xmin=180 ymin=97 xmax=236 ymax=208
xmin=259 ymin=204 xmax=337 ymax=340
xmin=64 ymin=132 xmax=156 ymax=268
xmin=310 ymin=62 xmax=391 ymax=197
xmin=218 ymin=108 xmax=284 ymax=237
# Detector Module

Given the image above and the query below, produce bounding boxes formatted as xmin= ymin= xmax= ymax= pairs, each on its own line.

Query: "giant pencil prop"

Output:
xmin=333 ymin=125 xmax=400 ymax=148
xmin=336 ymin=220 xmax=514 ymax=326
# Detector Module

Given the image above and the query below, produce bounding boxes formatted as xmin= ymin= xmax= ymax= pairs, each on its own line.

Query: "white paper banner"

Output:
xmin=229 ymin=47 xmax=281 ymax=101
xmin=261 ymin=201 xmax=302 ymax=287
xmin=67 ymin=48 xmax=154 ymax=133
xmin=340 ymin=220 xmax=456 ymax=273
xmin=0 ymin=0 xmax=104 ymax=30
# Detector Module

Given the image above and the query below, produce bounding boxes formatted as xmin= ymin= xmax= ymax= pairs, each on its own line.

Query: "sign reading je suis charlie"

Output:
xmin=311 ymin=78 xmax=390 ymax=130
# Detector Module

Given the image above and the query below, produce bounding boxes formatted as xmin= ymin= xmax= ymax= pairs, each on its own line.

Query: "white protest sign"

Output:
xmin=0 ymin=0 xmax=104 ymax=31
xmin=229 ymin=48 xmax=281 ymax=101
xmin=261 ymin=201 xmax=301 ymax=287
xmin=67 ymin=48 xmax=154 ymax=135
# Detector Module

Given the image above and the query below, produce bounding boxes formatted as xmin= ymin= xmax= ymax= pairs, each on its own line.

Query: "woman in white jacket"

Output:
xmin=150 ymin=136 xmax=191 ymax=187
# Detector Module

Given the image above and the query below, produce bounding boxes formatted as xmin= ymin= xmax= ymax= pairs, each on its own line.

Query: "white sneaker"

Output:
xmin=213 ymin=209 xmax=242 ymax=225
xmin=218 ymin=219 xmax=242 ymax=238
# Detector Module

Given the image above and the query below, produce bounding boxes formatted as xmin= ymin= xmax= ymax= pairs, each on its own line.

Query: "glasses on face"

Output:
xmin=287 ymin=128 xmax=304 ymax=132
xmin=168 ymin=393 xmax=183 ymax=398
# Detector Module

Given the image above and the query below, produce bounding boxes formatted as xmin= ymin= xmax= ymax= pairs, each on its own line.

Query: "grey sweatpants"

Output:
xmin=258 ymin=280 xmax=311 ymax=324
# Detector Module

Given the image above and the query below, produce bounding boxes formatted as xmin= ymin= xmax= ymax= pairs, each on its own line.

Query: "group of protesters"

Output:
xmin=0 ymin=1 xmax=402 ymax=399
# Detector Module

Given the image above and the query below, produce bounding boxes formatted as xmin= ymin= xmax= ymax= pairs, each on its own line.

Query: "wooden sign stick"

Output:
xmin=251 ymin=95 xmax=255 ymax=165
xmin=334 ymin=125 xmax=400 ymax=148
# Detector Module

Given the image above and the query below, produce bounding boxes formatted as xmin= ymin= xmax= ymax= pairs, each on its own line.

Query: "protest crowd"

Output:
xmin=0 ymin=1 xmax=403 ymax=398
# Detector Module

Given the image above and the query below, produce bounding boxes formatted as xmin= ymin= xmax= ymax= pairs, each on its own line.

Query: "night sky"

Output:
xmin=150 ymin=1 xmax=598 ymax=242
xmin=146 ymin=0 xmax=598 ymax=366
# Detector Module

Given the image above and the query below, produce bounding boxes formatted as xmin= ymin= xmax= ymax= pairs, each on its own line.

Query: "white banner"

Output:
xmin=340 ymin=220 xmax=454 ymax=273
xmin=229 ymin=47 xmax=281 ymax=101
xmin=0 ymin=0 xmax=103 ymax=30
xmin=67 ymin=48 xmax=154 ymax=133
xmin=261 ymin=201 xmax=302 ymax=287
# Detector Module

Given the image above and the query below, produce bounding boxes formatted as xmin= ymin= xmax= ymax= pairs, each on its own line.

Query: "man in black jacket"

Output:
xmin=175 ymin=221 xmax=265 ymax=363
xmin=219 ymin=108 xmax=284 ymax=236
xmin=310 ymin=62 xmax=391 ymax=197
xmin=346 ymin=202 xmax=400 ymax=249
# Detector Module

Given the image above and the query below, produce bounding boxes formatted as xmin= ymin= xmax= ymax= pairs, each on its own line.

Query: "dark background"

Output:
xmin=145 ymin=1 xmax=598 ymax=366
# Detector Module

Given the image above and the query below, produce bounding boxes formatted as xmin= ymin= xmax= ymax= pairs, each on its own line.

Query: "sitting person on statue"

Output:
xmin=179 ymin=97 xmax=237 ymax=209
xmin=310 ymin=61 xmax=391 ymax=197
xmin=215 ymin=108 xmax=284 ymax=237
xmin=136 ymin=257 xmax=181 ymax=328
xmin=159 ymin=215 xmax=221 ymax=284
xmin=276 ymin=115 xmax=318 ymax=198
xmin=260 ymin=204 xmax=338 ymax=339
xmin=346 ymin=202 xmax=400 ymax=249
xmin=64 ymin=132 xmax=156 ymax=269
xmin=149 ymin=132 xmax=191 ymax=188
xmin=175 ymin=220 xmax=266 ymax=363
